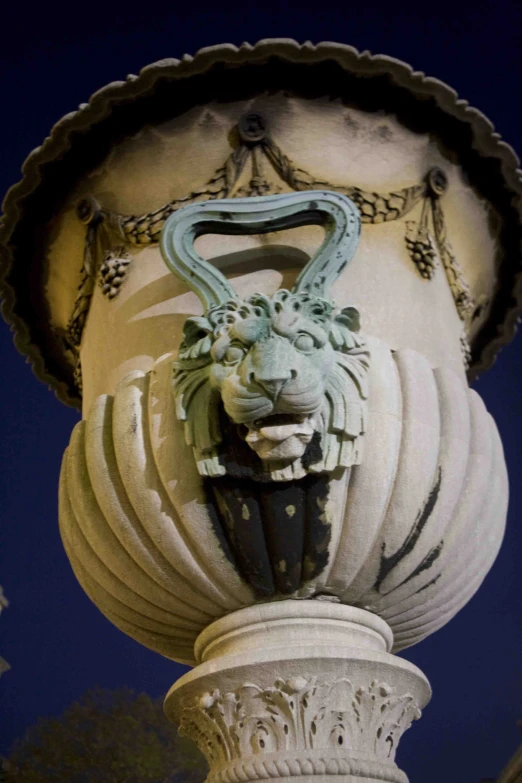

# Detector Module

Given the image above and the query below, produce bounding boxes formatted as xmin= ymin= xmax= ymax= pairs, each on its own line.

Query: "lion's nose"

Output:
xmin=256 ymin=378 xmax=287 ymax=398
xmin=252 ymin=367 xmax=297 ymax=397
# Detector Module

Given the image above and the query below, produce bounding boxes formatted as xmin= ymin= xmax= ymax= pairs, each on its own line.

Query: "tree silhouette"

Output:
xmin=5 ymin=687 xmax=207 ymax=783
xmin=0 ymin=586 xmax=9 ymax=678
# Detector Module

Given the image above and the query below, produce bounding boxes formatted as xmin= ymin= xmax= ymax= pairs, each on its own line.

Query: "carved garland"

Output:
xmin=179 ymin=677 xmax=420 ymax=783
xmin=66 ymin=112 xmax=475 ymax=392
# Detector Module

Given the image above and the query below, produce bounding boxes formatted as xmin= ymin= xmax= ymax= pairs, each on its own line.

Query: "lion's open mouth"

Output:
xmin=243 ymin=412 xmax=317 ymax=462
xmin=253 ymin=413 xmax=311 ymax=439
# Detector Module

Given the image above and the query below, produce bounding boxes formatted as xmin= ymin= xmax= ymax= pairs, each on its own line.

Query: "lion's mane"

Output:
xmin=173 ymin=290 xmax=370 ymax=481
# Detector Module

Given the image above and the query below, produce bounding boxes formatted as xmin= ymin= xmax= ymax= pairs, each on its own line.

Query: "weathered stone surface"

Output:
xmin=58 ymin=335 xmax=507 ymax=664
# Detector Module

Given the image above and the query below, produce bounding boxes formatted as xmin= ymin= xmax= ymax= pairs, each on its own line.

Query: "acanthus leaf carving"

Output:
xmin=179 ymin=677 xmax=421 ymax=782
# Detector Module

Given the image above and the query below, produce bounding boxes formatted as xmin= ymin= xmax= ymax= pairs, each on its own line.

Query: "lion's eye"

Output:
xmin=294 ymin=334 xmax=315 ymax=352
xmin=224 ymin=344 xmax=245 ymax=364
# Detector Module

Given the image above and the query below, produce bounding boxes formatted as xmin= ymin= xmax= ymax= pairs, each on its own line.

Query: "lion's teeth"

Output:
xmin=258 ymin=421 xmax=314 ymax=441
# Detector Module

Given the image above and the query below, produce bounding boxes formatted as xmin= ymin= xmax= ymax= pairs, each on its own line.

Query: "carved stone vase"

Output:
xmin=1 ymin=40 xmax=520 ymax=783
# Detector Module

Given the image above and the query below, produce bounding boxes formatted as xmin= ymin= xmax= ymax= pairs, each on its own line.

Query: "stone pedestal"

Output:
xmin=166 ymin=601 xmax=430 ymax=783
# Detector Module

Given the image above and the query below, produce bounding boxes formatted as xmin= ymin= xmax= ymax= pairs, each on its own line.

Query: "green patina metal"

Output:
xmin=159 ymin=190 xmax=361 ymax=309
xmin=160 ymin=191 xmax=370 ymax=483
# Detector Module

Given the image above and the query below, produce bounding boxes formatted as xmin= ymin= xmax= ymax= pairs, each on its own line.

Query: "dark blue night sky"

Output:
xmin=0 ymin=1 xmax=521 ymax=782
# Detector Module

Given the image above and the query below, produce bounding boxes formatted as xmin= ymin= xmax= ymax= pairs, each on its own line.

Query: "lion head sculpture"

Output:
xmin=161 ymin=191 xmax=369 ymax=482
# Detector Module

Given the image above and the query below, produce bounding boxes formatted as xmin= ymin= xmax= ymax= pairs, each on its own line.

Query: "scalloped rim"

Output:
xmin=1 ymin=38 xmax=521 ymax=408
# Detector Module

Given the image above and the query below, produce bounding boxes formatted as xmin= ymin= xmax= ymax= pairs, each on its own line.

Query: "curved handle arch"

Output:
xmin=160 ymin=190 xmax=361 ymax=310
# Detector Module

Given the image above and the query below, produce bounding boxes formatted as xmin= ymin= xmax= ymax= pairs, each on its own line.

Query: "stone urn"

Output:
xmin=1 ymin=40 xmax=520 ymax=783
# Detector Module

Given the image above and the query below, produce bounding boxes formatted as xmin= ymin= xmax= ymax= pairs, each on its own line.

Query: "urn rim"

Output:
xmin=1 ymin=37 xmax=521 ymax=408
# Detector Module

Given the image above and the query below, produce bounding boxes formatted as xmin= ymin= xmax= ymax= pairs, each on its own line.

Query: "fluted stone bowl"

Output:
xmin=59 ymin=335 xmax=507 ymax=665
